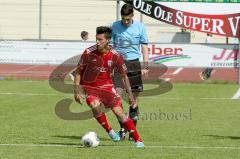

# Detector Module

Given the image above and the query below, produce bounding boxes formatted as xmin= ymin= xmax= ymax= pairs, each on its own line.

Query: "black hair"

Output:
xmin=96 ymin=26 xmax=112 ymax=39
xmin=121 ymin=4 xmax=134 ymax=16
xmin=81 ymin=31 xmax=88 ymax=38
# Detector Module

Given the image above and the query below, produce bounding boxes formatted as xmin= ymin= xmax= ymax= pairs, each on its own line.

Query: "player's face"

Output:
xmin=121 ymin=14 xmax=133 ymax=27
xmin=96 ymin=34 xmax=109 ymax=51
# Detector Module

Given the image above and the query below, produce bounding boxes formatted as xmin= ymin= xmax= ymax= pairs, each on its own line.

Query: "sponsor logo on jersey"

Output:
xmin=97 ymin=67 xmax=108 ymax=72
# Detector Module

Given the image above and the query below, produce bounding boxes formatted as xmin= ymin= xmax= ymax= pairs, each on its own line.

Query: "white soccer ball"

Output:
xmin=81 ymin=132 xmax=100 ymax=147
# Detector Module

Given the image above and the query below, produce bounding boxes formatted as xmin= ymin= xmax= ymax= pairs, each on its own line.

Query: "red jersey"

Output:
xmin=78 ymin=45 xmax=127 ymax=88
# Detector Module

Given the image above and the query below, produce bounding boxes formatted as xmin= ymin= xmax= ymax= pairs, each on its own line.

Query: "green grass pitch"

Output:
xmin=0 ymin=80 xmax=240 ymax=159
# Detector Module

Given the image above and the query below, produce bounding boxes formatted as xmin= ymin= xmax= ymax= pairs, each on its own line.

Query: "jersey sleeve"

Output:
xmin=140 ymin=23 xmax=148 ymax=44
xmin=115 ymin=54 xmax=127 ymax=75
xmin=77 ymin=50 xmax=88 ymax=73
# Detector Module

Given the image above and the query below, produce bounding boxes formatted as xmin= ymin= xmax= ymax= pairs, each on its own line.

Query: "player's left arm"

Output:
xmin=122 ymin=74 xmax=137 ymax=108
xmin=115 ymin=54 xmax=137 ymax=108
xmin=140 ymin=24 xmax=149 ymax=76
xmin=141 ymin=44 xmax=149 ymax=76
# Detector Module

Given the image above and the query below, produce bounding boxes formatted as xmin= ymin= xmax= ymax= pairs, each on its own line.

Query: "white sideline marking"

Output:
xmin=163 ymin=67 xmax=183 ymax=76
xmin=0 ymin=143 xmax=239 ymax=150
xmin=0 ymin=92 xmax=235 ymax=100
xmin=13 ymin=65 xmax=40 ymax=74
xmin=147 ymin=145 xmax=240 ymax=150
xmin=144 ymin=97 xmax=231 ymax=100
xmin=172 ymin=67 xmax=183 ymax=75
xmin=232 ymin=87 xmax=240 ymax=99
xmin=0 ymin=92 xmax=60 ymax=96
xmin=0 ymin=143 xmax=80 ymax=148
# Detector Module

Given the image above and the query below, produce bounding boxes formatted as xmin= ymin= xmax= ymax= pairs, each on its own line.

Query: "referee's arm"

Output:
xmin=141 ymin=44 xmax=149 ymax=76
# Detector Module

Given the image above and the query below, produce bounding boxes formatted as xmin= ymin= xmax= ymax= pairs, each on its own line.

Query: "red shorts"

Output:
xmin=83 ymin=86 xmax=121 ymax=108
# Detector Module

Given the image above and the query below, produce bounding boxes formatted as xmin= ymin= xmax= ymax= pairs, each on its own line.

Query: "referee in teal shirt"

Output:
xmin=112 ymin=3 xmax=149 ymax=141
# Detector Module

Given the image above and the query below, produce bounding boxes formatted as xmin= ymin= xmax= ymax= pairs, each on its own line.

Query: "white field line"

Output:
xmin=172 ymin=67 xmax=184 ymax=75
xmin=144 ymin=97 xmax=232 ymax=100
xmin=13 ymin=65 xmax=40 ymax=74
xmin=161 ymin=67 xmax=184 ymax=76
xmin=0 ymin=71 xmax=50 ymax=74
xmin=0 ymin=143 xmax=80 ymax=148
xmin=160 ymin=67 xmax=184 ymax=82
xmin=0 ymin=92 xmax=61 ymax=96
xmin=0 ymin=92 xmax=235 ymax=100
xmin=232 ymin=87 xmax=240 ymax=99
xmin=0 ymin=143 xmax=239 ymax=150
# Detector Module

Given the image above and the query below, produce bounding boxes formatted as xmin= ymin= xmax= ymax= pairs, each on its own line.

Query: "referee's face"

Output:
xmin=121 ymin=14 xmax=133 ymax=27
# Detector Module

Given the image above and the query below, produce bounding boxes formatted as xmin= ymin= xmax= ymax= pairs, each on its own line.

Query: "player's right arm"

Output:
xmin=74 ymin=67 xmax=85 ymax=104
xmin=74 ymin=51 xmax=88 ymax=104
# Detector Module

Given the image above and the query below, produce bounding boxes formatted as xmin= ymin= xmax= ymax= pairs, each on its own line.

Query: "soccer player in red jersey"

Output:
xmin=74 ymin=26 xmax=144 ymax=148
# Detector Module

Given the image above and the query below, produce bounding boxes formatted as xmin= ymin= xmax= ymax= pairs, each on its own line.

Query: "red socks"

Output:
xmin=95 ymin=113 xmax=112 ymax=133
xmin=96 ymin=114 xmax=142 ymax=142
xmin=122 ymin=118 xmax=142 ymax=142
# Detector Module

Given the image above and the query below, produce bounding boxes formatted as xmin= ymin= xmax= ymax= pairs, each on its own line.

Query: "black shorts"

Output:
xmin=113 ymin=59 xmax=143 ymax=92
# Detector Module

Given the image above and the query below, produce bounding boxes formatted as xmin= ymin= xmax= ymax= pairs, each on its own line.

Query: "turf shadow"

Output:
xmin=203 ymin=135 xmax=240 ymax=140
xmin=53 ymin=135 xmax=110 ymax=141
